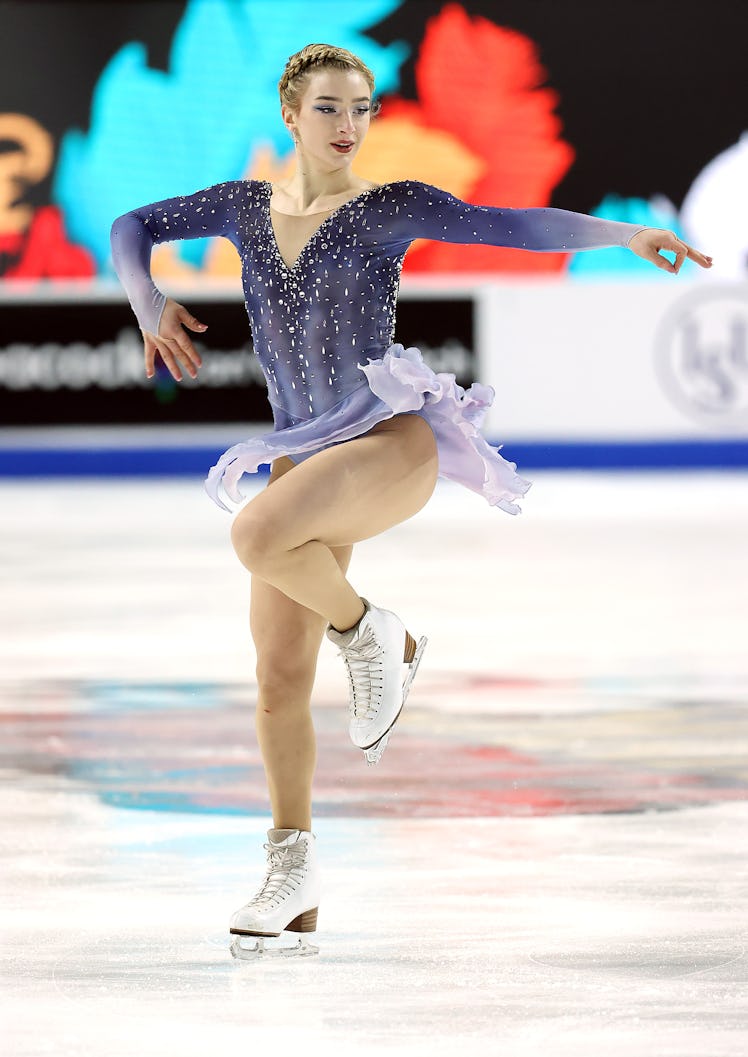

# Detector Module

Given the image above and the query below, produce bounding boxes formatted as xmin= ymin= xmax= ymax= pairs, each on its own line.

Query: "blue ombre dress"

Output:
xmin=110 ymin=179 xmax=646 ymax=513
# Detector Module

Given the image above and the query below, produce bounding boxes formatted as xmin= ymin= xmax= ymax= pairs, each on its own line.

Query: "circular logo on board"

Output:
xmin=654 ymin=286 xmax=748 ymax=430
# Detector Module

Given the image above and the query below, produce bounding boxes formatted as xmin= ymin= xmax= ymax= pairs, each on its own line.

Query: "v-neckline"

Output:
xmin=263 ymin=180 xmax=387 ymax=274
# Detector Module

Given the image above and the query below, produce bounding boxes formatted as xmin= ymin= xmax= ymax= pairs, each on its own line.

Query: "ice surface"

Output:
xmin=1 ymin=472 xmax=746 ymax=1056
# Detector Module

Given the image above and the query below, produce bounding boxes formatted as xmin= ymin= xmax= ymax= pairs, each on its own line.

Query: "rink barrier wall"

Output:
xmin=2 ymin=278 xmax=746 ymax=473
xmin=0 ymin=439 xmax=746 ymax=477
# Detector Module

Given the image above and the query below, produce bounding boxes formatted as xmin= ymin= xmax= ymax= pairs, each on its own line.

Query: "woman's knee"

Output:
xmin=255 ymin=643 xmax=319 ymax=707
xmin=251 ymin=585 xmax=326 ymax=703
xmin=231 ymin=507 xmax=282 ymax=571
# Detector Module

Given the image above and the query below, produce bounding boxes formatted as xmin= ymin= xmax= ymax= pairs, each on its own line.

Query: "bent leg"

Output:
xmin=250 ymin=456 xmax=353 ymax=830
xmin=231 ymin=413 xmax=438 ymax=632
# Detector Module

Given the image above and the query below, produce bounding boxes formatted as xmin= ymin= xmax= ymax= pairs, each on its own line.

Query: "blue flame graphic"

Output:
xmin=53 ymin=0 xmax=407 ymax=271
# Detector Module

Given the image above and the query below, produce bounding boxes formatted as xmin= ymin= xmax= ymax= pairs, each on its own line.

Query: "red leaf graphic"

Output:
xmin=3 ymin=206 xmax=95 ymax=279
xmin=400 ymin=3 xmax=575 ymax=274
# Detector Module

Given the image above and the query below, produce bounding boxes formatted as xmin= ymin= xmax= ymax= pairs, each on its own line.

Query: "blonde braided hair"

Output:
xmin=278 ymin=43 xmax=381 ymax=116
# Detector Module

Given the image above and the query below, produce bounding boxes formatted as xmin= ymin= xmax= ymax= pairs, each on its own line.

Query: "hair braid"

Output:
xmin=278 ymin=43 xmax=381 ymax=116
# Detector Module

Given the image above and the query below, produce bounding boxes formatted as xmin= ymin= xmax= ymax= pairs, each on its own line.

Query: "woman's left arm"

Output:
xmin=386 ymin=181 xmax=712 ymax=271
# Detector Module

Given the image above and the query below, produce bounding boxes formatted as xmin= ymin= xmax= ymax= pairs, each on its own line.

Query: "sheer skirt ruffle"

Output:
xmin=204 ymin=344 xmax=531 ymax=514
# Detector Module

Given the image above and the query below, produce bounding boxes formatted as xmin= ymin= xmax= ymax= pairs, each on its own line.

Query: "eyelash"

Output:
xmin=315 ymin=106 xmax=370 ymax=116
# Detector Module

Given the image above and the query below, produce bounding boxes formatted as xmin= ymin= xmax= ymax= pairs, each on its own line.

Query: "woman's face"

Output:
xmin=285 ymin=68 xmax=373 ymax=171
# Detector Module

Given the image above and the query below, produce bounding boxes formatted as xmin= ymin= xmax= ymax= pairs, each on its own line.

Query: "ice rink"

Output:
xmin=1 ymin=470 xmax=747 ymax=1056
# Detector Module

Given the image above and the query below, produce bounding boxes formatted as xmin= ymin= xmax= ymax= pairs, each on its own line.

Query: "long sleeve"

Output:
xmin=385 ymin=180 xmax=648 ymax=253
xmin=110 ymin=180 xmax=243 ymax=336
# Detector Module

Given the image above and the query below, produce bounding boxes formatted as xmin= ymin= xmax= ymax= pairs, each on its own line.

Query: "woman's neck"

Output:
xmin=272 ymin=163 xmax=368 ymax=213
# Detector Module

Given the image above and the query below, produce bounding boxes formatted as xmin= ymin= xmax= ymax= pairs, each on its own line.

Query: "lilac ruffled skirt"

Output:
xmin=204 ymin=344 xmax=531 ymax=514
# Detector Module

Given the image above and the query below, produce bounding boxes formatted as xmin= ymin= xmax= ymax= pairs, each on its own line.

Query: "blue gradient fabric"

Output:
xmin=111 ymin=179 xmax=646 ymax=512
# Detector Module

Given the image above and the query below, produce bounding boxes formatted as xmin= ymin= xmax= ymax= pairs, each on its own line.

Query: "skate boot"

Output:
xmin=229 ymin=828 xmax=320 ymax=960
xmin=326 ymin=597 xmax=427 ymax=766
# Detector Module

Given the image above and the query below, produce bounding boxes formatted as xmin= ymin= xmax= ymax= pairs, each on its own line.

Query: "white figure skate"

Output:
xmin=229 ymin=828 xmax=320 ymax=960
xmin=326 ymin=597 xmax=427 ymax=766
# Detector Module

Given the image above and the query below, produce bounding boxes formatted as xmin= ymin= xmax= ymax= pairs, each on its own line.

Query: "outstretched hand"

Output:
xmin=143 ymin=298 xmax=207 ymax=380
xmin=628 ymin=229 xmax=712 ymax=274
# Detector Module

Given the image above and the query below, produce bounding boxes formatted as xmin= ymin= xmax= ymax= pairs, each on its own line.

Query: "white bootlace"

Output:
xmin=337 ymin=625 xmax=385 ymax=720
xmin=247 ymin=842 xmax=308 ymax=911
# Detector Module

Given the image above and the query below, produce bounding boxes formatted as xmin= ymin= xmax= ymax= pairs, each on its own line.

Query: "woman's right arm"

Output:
xmin=110 ymin=180 xmax=242 ymax=379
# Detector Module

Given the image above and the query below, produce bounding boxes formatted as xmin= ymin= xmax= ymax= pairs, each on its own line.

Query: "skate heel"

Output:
xmin=285 ymin=906 xmax=318 ymax=933
xmin=404 ymin=629 xmax=417 ymax=663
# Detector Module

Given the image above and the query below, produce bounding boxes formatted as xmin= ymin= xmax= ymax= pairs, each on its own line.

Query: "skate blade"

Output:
xmin=230 ymin=933 xmax=319 ymax=961
xmin=363 ymin=730 xmax=390 ymax=766
xmin=362 ymin=635 xmax=427 ymax=767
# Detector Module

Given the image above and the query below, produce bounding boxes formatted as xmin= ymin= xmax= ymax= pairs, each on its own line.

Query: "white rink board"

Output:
xmin=478 ymin=278 xmax=748 ymax=441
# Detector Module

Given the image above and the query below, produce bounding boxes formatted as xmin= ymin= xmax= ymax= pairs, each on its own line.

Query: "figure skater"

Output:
xmin=110 ymin=43 xmax=712 ymax=959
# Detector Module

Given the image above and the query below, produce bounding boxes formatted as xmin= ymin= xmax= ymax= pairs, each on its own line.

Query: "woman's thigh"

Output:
xmin=250 ymin=456 xmax=354 ymax=672
xmin=235 ymin=412 xmax=439 ymax=553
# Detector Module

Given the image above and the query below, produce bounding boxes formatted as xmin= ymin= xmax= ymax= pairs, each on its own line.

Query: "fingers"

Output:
xmin=164 ymin=339 xmax=199 ymax=380
xmin=158 ymin=340 xmax=187 ymax=382
xmin=143 ymin=313 xmax=206 ymax=381
xmin=672 ymin=238 xmax=688 ymax=275
xmin=144 ymin=336 xmax=156 ymax=378
xmin=661 ymin=231 xmax=713 ymax=274
xmin=648 ymin=246 xmax=678 ymax=273
xmin=178 ymin=307 xmax=209 ymax=334
xmin=652 ymin=232 xmax=682 ymax=274
xmin=686 ymin=244 xmax=713 ymax=269
xmin=170 ymin=331 xmax=203 ymax=377
xmin=630 ymin=229 xmax=713 ymax=273
xmin=143 ymin=334 xmax=199 ymax=381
